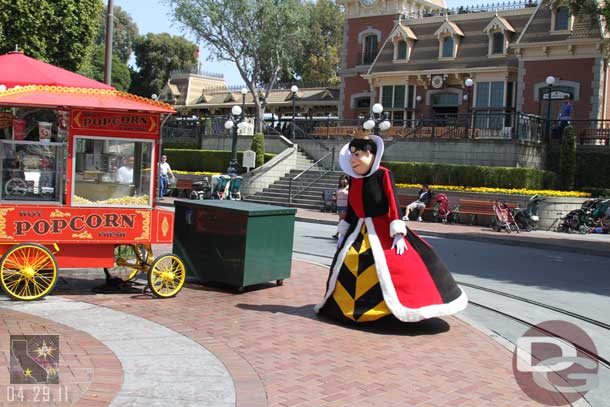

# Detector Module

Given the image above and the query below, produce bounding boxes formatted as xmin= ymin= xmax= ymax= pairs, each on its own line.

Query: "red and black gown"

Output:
xmin=315 ymin=136 xmax=467 ymax=323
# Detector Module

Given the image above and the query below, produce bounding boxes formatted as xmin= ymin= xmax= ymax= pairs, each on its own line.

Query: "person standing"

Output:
xmin=332 ymin=175 xmax=350 ymax=239
xmin=116 ymin=156 xmax=134 ymax=185
xmin=158 ymin=154 xmax=175 ymax=198
xmin=557 ymin=95 xmax=573 ymax=140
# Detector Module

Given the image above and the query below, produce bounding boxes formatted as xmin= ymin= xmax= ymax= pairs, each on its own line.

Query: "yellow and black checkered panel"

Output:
xmin=331 ymin=225 xmax=390 ymax=322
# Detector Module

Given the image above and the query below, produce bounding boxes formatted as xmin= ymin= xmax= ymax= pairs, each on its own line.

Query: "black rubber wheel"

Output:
xmin=276 ymin=279 xmax=284 ymax=286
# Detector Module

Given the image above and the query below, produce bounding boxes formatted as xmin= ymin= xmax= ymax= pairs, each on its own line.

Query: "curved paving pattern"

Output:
xmin=0 ymin=297 xmax=235 ymax=407
xmin=0 ymin=308 xmax=123 ymax=406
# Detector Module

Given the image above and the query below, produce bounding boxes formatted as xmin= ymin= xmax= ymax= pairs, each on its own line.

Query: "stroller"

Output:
xmin=432 ymin=193 xmax=452 ymax=223
xmin=211 ymin=175 xmax=231 ymax=199
xmin=556 ymin=198 xmax=609 ymax=234
xmin=512 ymin=194 xmax=545 ymax=231
xmin=227 ymin=176 xmax=243 ymax=200
xmin=189 ymin=176 xmax=212 ymax=200
xmin=322 ymin=190 xmax=336 ymax=213
xmin=492 ymin=201 xmax=519 ymax=233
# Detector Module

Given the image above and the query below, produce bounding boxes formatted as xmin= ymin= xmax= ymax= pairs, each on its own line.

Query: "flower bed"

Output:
xmin=395 ymin=183 xmax=591 ymax=198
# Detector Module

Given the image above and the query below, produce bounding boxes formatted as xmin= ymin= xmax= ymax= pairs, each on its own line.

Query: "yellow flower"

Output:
xmin=173 ymin=170 xmax=221 ymax=176
xmin=395 ymin=183 xmax=591 ymax=198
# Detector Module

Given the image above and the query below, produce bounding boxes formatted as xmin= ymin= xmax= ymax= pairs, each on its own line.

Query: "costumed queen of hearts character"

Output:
xmin=314 ymin=135 xmax=467 ymax=323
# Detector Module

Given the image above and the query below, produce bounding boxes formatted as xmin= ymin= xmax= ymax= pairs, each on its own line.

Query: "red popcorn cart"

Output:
xmin=0 ymin=51 xmax=185 ymax=300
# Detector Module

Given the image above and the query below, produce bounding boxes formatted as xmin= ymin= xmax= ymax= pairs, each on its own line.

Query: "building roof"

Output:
xmin=185 ymin=87 xmax=339 ymax=111
xmin=369 ymin=11 xmax=533 ymax=75
xmin=516 ymin=2 xmax=603 ymax=44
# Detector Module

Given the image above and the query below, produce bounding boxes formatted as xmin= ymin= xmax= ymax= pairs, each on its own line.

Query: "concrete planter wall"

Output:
xmin=199 ymin=135 xmax=292 ymax=154
xmin=240 ymin=145 xmax=297 ymax=197
xmin=398 ymin=188 xmax=587 ymax=229
xmin=297 ymin=138 xmax=545 ymax=169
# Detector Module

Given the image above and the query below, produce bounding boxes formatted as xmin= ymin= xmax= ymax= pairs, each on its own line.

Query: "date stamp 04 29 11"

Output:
xmin=2 ymin=335 xmax=74 ymax=404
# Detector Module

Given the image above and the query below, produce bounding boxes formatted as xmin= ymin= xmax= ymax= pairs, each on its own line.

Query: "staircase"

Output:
xmin=246 ymin=148 xmax=344 ymax=210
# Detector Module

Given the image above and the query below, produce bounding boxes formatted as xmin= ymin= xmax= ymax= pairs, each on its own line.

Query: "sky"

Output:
xmin=115 ymin=0 xmax=492 ymax=86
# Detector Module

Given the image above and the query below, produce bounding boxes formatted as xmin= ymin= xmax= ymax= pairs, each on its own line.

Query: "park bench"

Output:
xmin=397 ymin=193 xmax=434 ymax=220
xmin=170 ymin=178 xmax=193 ymax=197
xmin=455 ymin=199 xmax=517 ymax=225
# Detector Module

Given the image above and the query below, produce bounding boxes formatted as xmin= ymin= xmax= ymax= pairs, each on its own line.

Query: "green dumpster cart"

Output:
xmin=173 ymin=200 xmax=296 ymax=291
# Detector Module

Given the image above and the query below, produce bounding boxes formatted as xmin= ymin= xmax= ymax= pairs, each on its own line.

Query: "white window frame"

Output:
xmin=488 ymin=30 xmax=508 ymax=57
xmin=71 ymin=135 xmax=155 ymax=208
xmin=551 ymin=3 xmax=574 ymax=33
xmin=438 ymin=34 xmax=458 ymax=60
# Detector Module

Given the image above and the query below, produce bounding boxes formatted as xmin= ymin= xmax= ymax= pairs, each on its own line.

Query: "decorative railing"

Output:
xmin=288 ymin=149 xmax=335 ymax=204
xmin=402 ymin=0 xmax=539 ymax=20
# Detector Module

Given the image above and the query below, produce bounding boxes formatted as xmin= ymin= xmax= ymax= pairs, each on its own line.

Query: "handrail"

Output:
xmin=289 ymin=148 xmax=335 ymax=204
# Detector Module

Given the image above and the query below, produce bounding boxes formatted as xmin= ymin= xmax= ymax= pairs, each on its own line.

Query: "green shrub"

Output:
xmin=382 ymin=161 xmax=556 ymax=189
xmin=250 ymin=133 xmax=265 ymax=167
xmin=163 ymin=149 xmax=276 ymax=173
xmin=546 ymin=144 xmax=610 ymax=189
xmin=559 ymin=126 xmax=576 ymax=189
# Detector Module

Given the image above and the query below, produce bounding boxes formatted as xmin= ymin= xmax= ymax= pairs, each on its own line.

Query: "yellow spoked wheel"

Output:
xmin=0 ymin=243 xmax=58 ymax=301
xmin=104 ymin=244 xmax=152 ymax=282
xmin=147 ymin=254 xmax=186 ymax=298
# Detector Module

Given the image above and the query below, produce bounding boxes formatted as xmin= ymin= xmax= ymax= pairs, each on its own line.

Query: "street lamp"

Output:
xmin=545 ymin=75 xmax=556 ymax=142
xmin=464 ymin=78 xmax=474 ymax=139
xmin=224 ymin=105 xmax=245 ymax=175
xmin=241 ymin=87 xmax=248 ymax=114
xmin=290 ymin=85 xmax=299 ymax=140
xmin=363 ymin=103 xmax=392 ymax=134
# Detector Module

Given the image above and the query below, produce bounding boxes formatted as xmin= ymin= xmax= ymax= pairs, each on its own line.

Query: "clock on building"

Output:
xmin=431 ymin=75 xmax=445 ymax=89
xmin=360 ymin=0 xmax=377 ymax=7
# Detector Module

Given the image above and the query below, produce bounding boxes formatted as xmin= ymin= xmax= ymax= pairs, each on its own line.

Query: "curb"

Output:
xmin=296 ymin=216 xmax=610 ymax=258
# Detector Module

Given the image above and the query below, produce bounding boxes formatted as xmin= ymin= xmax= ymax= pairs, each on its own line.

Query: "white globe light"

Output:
xmin=546 ymin=76 xmax=556 ymax=86
xmin=416 ymin=95 xmax=422 ymax=102
xmin=379 ymin=120 xmax=391 ymax=131
xmin=231 ymin=105 xmax=242 ymax=116
xmin=463 ymin=94 xmax=468 ymax=101
xmin=291 ymin=85 xmax=299 ymax=93
xmin=224 ymin=120 xmax=234 ymax=130
xmin=0 ymin=84 xmax=7 ymax=92
xmin=363 ymin=119 xmax=375 ymax=130
xmin=151 ymin=93 xmax=158 ymax=100
xmin=241 ymin=87 xmax=248 ymax=95
xmin=465 ymin=78 xmax=474 ymax=87
xmin=372 ymin=103 xmax=383 ymax=114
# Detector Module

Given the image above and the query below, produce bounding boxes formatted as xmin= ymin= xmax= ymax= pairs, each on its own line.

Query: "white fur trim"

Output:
xmin=364 ymin=218 xmax=468 ymax=322
xmin=338 ymin=135 xmax=385 ymax=179
xmin=314 ymin=219 xmax=363 ymax=313
xmin=337 ymin=219 xmax=350 ymax=236
xmin=315 ymin=218 xmax=468 ymax=321
xmin=389 ymin=220 xmax=407 ymax=237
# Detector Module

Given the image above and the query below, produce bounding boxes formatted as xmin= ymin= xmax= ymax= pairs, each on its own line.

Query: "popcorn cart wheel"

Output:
xmin=105 ymin=244 xmax=186 ymax=298
xmin=0 ymin=243 xmax=58 ymax=301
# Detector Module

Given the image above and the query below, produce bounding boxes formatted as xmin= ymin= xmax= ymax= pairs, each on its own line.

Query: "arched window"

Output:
xmin=492 ymin=32 xmax=504 ymax=54
xmin=363 ymin=35 xmax=378 ymax=64
xmin=397 ymin=40 xmax=408 ymax=59
xmin=555 ymin=6 xmax=570 ymax=30
xmin=442 ymin=37 xmax=454 ymax=58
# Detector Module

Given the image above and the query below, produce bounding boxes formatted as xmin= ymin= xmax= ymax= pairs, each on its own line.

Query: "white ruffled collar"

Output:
xmin=338 ymin=135 xmax=385 ymax=179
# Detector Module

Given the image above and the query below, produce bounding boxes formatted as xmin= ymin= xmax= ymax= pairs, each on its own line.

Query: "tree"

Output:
xmin=129 ymin=32 xmax=198 ymax=98
xmin=568 ymin=0 xmax=610 ymax=31
xmin=96 ymin=5 xmax=139 ymax=63
xmin=0 ymin=0 xmax=102 ymax=71
xmin=250 ymin=133 xmax=265 ymax=168
xmin=80 ymin=45 xmax=131 ymax=91
xmin=559 ymin=125 xmax=576 ymax=190
xmin=168 ymin=0 xmax=305 ymax=132
xmin=298 ymin=0 xmax=344 ymax=87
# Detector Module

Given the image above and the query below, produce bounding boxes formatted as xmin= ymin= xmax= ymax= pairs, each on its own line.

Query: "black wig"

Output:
xmin=348 ymin=138 xmax=377 ymax=155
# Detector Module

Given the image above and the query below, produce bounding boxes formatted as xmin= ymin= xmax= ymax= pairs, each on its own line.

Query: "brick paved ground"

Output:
xmin=46 ymin=254 xmax=543 ymax=407
xmin=0 ymin=308 xmax=123 ymax=407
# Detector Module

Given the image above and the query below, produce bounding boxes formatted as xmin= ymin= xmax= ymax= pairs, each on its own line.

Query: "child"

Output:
xmin=332 ymin=175 xmax=350 ymax=239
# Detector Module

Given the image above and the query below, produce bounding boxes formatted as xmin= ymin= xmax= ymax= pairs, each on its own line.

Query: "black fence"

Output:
xmin=161 ymin=113 xmax=610 ymax=147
